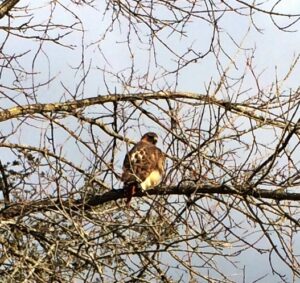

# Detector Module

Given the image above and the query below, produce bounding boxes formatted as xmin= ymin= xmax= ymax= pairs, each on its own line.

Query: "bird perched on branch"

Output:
xmin=121 ymin=132 xmax=165 ymax=206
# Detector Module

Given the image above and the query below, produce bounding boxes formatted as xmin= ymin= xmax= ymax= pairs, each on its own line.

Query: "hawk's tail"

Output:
xmin=124 ymin=182 xmax=137 ymax=206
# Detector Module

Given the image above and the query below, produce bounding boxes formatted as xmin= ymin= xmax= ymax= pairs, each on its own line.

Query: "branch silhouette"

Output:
xmin=0 ymin=92 xmax=297 ymax=134
xmin=1 ymin=184 xmax=299 ymax=220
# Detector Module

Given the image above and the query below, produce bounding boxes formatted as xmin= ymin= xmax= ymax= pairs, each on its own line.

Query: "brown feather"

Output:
xmin=122 ymin=134 xmax=165 ymax=205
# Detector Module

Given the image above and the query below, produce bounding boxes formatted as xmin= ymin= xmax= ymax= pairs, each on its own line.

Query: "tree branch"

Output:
xmin=0 ymin=92 xmax=296 ymax=134
xmin=0 ymin=160 xmax=10 ymax=207
xmin=0 ymin=0 xmax=20 ymax=19
xmin=1 ymin=183 xmax=299 ymax=220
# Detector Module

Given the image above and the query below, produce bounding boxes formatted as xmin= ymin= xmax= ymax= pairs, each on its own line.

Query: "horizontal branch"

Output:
xmin=0 ymin=92 xmax=190 ymax=122
xmin=1 ymin=184 xmax=299 ymax=220
xmin=0 ymin=92 xmax=295 ymax=133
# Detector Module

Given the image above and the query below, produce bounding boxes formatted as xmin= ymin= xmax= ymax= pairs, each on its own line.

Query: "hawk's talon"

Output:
xmin=136 ymin=184 xmax=143 ymax=193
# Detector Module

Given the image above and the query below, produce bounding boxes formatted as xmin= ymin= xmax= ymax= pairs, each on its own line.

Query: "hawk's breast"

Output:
xmin=140 ymin=170 xmax=162 ymax=191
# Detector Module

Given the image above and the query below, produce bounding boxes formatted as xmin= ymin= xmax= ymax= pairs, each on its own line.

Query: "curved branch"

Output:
xmin=0 ymin=92 xmax=296 ymax=133
xmin=1 ymin=183 xmax=299 ymax=220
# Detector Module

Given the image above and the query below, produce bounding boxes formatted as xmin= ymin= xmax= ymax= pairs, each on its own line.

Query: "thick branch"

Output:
xmin=0 ymin=160 xmax=10 ymax=206
xmin=0 ymin=92 xmax=194 ymax=121
xmin=0 ymin=92 xmax=295 ymax=134
xmin=0 ymin=0 xmax=20 ymax=19
xmin=1 ymin=184 xmax=299 ymax=220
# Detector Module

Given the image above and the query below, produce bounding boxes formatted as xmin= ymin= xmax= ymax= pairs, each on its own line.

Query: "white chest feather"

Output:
xmin=140 ymin=170 xmax=162 ymax=191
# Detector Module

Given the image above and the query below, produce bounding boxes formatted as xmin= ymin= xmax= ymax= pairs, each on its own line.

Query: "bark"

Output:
xmin=1 ymin=183 xmax=298 ymax=220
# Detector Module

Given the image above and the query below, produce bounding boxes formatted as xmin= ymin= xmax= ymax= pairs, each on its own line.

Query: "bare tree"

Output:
xmin=1 ymin=0 xmax=300 ymax=282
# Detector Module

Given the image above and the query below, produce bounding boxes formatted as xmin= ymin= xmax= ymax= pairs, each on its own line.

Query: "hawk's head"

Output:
xmin=141 ymin=132 xmax=158 ymax=145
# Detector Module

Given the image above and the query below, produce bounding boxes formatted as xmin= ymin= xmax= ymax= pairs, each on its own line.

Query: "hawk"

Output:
xmin=121 ymin=132 xmax=165 ymax=205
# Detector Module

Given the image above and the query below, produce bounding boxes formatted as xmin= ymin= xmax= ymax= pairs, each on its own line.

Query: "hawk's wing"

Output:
xmin=122 ymin=141 xmax=165 ymax=190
